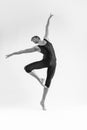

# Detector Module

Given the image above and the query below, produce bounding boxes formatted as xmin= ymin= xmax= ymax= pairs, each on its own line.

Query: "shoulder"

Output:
xmin=43 ymin=35 xmax=49 ymax=41
xmin=43 ymin=38 xmax=51 ymax=44
xmin=34 ymin=45 xmax=41 ymax=52
xmin=43 ymin=37 xmax=49 ymax=42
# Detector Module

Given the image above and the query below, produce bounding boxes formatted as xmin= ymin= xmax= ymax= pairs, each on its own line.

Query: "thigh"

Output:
xmin=24 ymin=60 xmax=47 ymax=72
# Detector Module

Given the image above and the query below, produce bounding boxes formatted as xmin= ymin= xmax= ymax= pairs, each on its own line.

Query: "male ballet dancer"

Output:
xmin=6 ymin=14 xmax=57 ymax=110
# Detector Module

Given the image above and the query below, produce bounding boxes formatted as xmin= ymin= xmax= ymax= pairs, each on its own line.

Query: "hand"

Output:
xmin=5 ymin=54 xmax=13 ymax=59
xmin=49 ymin=13 xmax=54 ymax=19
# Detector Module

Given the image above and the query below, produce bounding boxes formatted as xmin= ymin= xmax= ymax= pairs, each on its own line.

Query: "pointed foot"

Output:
xmin=39 ymin=78 xmax=45 ymax=87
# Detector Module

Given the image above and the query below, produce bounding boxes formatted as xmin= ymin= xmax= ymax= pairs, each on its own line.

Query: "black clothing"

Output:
xmin=24 ymin=39 xmax=57 ymax=88
xmin=38 ymin=39 xmax=56 ymax=65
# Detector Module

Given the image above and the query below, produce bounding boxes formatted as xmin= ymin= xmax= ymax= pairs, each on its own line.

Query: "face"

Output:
xmin=32 ymin=38 xmax=40 ymax=44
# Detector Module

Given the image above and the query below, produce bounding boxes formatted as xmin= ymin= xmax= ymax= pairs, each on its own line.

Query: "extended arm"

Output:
xmin=6 ymin=46 xmax=40 ymax=58
xmin=44 ymin=14 xmax=53 ymax=40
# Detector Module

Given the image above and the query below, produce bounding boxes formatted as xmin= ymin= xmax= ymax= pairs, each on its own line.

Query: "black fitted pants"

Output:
xmin=24 ymin=60 xmax=56 ymax=88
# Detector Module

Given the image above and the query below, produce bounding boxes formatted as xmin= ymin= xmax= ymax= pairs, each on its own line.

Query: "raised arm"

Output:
xmin=6 ymin=46 xmax=40 ymax=59
xmin=43 ymin=14 xmax=53 ymax=40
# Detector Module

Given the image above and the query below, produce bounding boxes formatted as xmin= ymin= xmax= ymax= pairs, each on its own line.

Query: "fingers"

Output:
xmin=50 ymin=14 xmax=53 ymax=17
xmin=50 ymin=13 xmax=54 ymax=17
xmin=48 ymin=14 xmax=53 ymax=20
xmin=5 ymin=54 xmax=12 ymax=59
xmin=5 ymin=55 xmax=9 ymax=59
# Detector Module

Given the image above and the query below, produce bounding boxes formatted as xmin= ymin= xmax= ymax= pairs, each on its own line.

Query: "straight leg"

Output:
xmin=40 ymin=65 xmax=56 ymax=110
xmin=40 ymin=86 xmax=49 ymax=110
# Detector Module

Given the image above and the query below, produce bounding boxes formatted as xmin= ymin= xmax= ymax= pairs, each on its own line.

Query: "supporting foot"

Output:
xmin=40 ymin=101 xmax=46 ymax=111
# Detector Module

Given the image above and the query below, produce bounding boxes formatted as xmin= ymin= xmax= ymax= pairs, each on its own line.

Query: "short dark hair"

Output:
xmin=31 ymin=36 xmax=40 ymax=41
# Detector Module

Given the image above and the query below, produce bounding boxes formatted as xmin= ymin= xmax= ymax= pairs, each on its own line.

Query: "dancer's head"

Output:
xmin=31 ymin=36 xmax=40 ymax=44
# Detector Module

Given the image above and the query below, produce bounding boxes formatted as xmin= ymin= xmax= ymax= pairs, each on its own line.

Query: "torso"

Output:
xmin=38 ymin=39 xmax=56 ymax=65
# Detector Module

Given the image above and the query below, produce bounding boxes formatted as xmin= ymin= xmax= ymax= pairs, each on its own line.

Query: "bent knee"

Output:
xmin=45 ymin=80 xmax=51 ymax=88
xmin=24 ymin=66 xmax=32 ymax=73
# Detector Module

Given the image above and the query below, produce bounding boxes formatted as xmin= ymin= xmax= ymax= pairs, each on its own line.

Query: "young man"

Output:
xmin=6 ymin=14 xmax=57 ymax=110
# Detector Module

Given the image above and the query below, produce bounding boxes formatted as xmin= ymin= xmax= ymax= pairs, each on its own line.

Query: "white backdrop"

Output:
xmin=0 ymin=0 xmax=87 ymax=129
